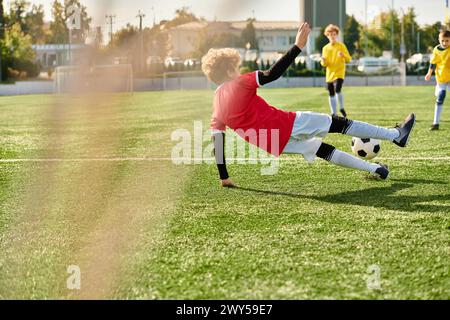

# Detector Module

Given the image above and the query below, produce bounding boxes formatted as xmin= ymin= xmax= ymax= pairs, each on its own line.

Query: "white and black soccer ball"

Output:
xmin=351 ymin=138 xmax=381 ymax=160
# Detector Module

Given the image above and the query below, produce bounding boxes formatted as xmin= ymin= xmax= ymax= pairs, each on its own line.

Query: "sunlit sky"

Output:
xmin=4 ymin=0 xmax=449 ymax=30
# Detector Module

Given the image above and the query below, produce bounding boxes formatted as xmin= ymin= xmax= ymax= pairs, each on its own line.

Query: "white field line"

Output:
xmin=0 ymin=157 xmax=449 ymax=163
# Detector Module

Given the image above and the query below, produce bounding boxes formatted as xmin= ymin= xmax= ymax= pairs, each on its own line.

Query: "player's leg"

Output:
xmin=292 ymin=111 xmax=399 ymax=143
xmin=335 ymin=79 xmax=347 ymax=118
xmin=316 ymin=142 xmax=389 ymax=179
xmin=327 ymin=82 xmax=338 ymax=115
xmin=283 ymin=138 xmax=389 ymax=179
xmin=329 ymin=114 xmax=416 ymax=148
xmin=431 ymin=83 xmax=446 ymax=130
xmin=290 ymin=111 xmax=415 ymax=152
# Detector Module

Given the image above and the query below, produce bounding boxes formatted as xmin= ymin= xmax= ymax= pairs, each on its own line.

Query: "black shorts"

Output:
xmin=327 ymin=79 xmax=344 ymax=96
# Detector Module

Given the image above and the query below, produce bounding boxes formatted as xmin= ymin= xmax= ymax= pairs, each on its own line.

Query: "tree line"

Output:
xmin=322 ymin=8 xmax=443 ymax=59
xmin=0 ymin=3 xmax=447 ymax=81
xmin=0 ymin=0 xmax=90 ymax=81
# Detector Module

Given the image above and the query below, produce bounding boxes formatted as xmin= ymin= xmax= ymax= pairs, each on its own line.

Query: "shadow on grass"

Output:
xmin=236 ymin=179 xmax=449 ymax=213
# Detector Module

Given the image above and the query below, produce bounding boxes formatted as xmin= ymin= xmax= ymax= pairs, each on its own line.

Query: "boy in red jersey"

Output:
xmin=202 ymin=23 xmax=415 ymax=188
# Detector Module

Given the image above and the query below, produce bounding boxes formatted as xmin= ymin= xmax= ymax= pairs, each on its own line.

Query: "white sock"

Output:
xmin=337 ymin=93 xmax=344 ymax=110
xmin=329 ymin=96 xmax=337 ymax=115
xmin=434 ymin=104 xmax=443 ymax=125
xmin=345 ymin=120 xmax=400 ymax=141
xmin=330 ymin=149 xmax=379 ymax=173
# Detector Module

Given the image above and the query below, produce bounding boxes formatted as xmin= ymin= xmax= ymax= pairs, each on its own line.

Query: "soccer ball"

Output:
xmin=351 ymin=138 xmax=381 ymax=160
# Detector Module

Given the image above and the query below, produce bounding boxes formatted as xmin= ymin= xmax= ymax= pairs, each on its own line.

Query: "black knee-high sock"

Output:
xmin=329 ymin=115 xmax=399 ymax=141
xmin=329 ymin=115 xmax=352 ymax=134
xmin=316 ymin=142 xmax=379 ymax=173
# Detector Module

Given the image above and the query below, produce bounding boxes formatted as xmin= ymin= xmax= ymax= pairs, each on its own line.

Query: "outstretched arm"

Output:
xmin=258 ymin=46 xmax=302 ymax=85
xmin=258 ymin=22 xmax=311 ymax=86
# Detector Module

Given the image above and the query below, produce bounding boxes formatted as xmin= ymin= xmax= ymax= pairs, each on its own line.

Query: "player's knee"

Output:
xmin=329 ymin=115 xmax=352 ymax=134
xmin=316 ymin=143 xmax=336 ymax=161
xmin=436 ymin=90 xmax=446 ymax=105
xmin=327 ymin=85 xmax=335 ymax=96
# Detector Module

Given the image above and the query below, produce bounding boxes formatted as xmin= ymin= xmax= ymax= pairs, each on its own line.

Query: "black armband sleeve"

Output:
xmin=430 ymin=64 xmax=436 ymax=71
xmin=213 ymin=132 xmax=229 ymax=180
xmin=258 ymin=45 xmax=302 ymax=86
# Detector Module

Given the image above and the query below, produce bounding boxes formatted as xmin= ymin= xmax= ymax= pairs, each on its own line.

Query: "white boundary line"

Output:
xmin=0 ymin=157 xmax=449 ymax=163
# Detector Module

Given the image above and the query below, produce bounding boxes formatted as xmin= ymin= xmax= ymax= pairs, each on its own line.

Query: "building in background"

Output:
xmin=300 ymin=0 xmax=347 ymax=54
xmin=167 ymin=21 xmax=299 ymax=59
xmin=167 ymin=21 xmax=208 ymax=58
xmin=32 ymin=44 xmax=88 ymax=70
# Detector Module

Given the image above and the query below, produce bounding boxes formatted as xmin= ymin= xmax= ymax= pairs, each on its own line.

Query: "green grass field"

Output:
xmin=0 ymin=87 xmax=449 ymax=299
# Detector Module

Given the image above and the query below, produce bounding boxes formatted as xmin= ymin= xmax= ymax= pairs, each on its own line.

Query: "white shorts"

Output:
xmin=283 ymin=112 xmax=332 ymax=163
xmin=435 ymin=82 xmax=450 ymax=96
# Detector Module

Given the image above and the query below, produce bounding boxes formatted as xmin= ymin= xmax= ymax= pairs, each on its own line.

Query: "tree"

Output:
xmin=363 ymin=10 xmax=400 ymax=58
xmin=24 ymin=4 xmax=47 ymax=44
xmin=0 ymin=0 xmax=4 ymax=81
xmin=6 ymin=1 xmax=51 ymax=45
xmin=48 ymin=0 xmax=67 ymax=43
xmin=420 ymin=22 xmax=442 ymax=53
xmin=241 ymin=18 xmax=258 ymax=50
xmin=7 ymin=0 xmax=29 ymax=33
xmin=0 ymin=0 xmax=4 ymax=40
xmin=402 ymin=8 xmax=420 ymax=56
xmin=4 ymin=23 xmax=34 ymax=61
xmin=113 ymin=23 xmax=138 ymax=49
xmin=1 ymin=22 xmax=38 ymax=78
xmin=164 ymin=7 xmax=201 ymax=29
xmin=345 ymin=15 xmax=361 ymax=56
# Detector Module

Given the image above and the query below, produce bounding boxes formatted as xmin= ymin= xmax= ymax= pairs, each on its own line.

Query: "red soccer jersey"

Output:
xmin=211 ymin=72 xmax=297 ymax=157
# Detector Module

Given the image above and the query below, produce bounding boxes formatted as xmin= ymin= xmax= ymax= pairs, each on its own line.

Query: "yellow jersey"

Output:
xmin=321 ymin=42 xmax=352 ymax=83
xmin=431 ymin=45 xmax=450 ymax=83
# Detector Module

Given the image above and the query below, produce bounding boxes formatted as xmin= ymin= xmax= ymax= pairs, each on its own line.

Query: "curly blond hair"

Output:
xmin=324 ymin=24 xmax=340 ymax=36
xmin=201 ymin=48 xmax=241 ymax=85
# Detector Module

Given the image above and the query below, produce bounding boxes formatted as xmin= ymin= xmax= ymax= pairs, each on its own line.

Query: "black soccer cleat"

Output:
xmin=368 ymin=163 xmax=390 ymax=180
xmin=375 ymin=163 xmax=390 ymax=180
xmin=393 ymin=113 xmax=416 ymax=148
xmin=430 ymin=124 xmax=440 ymax=131
xmin=340 ymin=109 xmax=348 ymax=118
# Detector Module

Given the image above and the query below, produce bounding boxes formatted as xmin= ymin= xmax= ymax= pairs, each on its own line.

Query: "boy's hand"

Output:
xmin=425 ymin=73 xmax=432 ymax=81
xmin=221 ymin=178 xmax=236 ymax=188
xmin=295 ymin=22 xmax=311 ymax=49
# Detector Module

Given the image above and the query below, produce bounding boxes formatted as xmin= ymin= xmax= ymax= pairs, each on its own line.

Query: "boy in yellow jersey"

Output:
xmin=321 ymin=24 xmax=352 ymax=117
xmin=425 ymin=30 xmax=450 ymax=130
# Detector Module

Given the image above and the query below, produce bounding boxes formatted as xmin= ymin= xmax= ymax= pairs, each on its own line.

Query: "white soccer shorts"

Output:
xmin=435 ymin=82 xmax=450 ymax=96
xmin=283 ymin=112 xmax=332 ymax=163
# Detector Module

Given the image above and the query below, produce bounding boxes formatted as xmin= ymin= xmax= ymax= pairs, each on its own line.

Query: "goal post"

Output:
xmin=54 ymin=64 xmax=133 ymax=94
xmin=162 ymin=71 xmax=211 ymax=91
